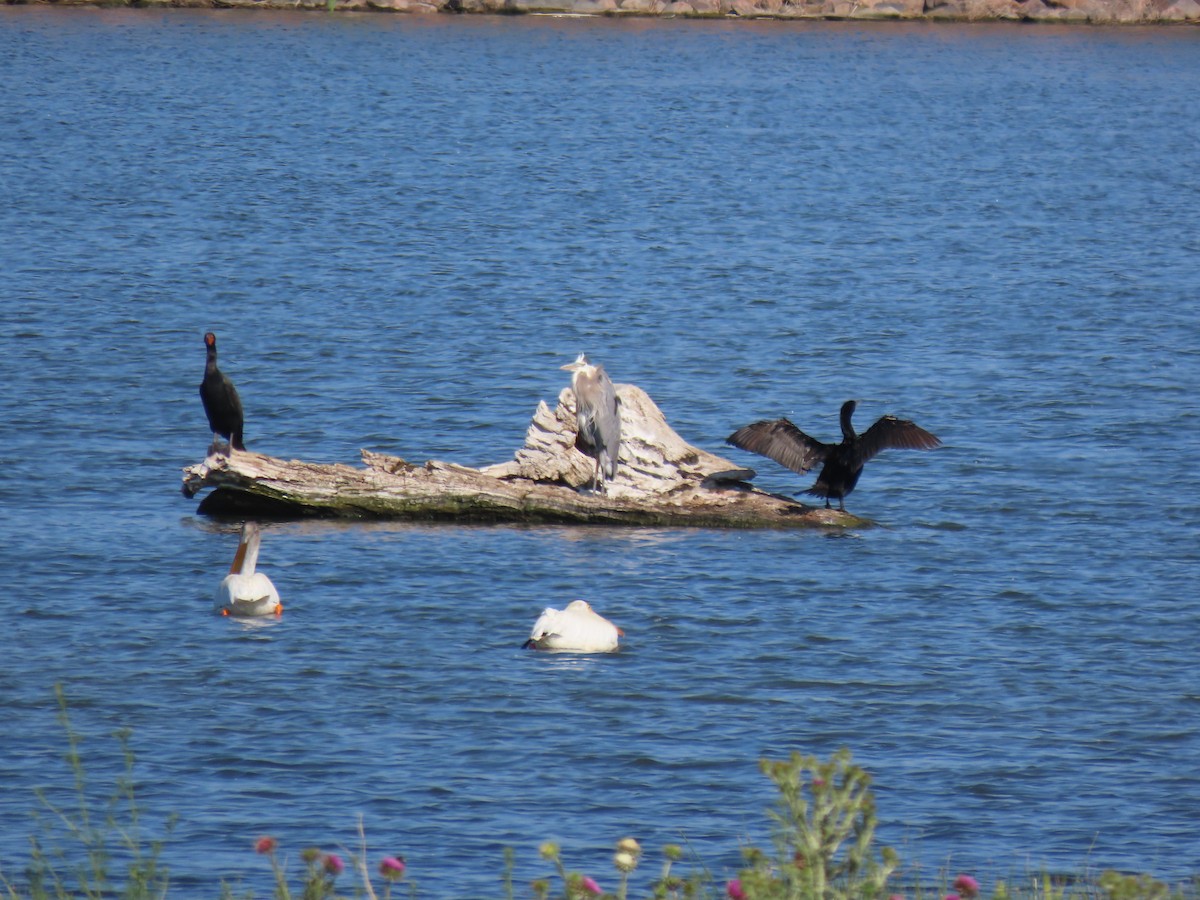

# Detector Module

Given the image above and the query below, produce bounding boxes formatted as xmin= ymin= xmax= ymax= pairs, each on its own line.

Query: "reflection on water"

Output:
xmin=220 ymin=613 xmax=287 ymax=632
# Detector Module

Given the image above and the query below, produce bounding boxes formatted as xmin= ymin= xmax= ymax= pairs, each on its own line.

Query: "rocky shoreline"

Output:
xmin=15 ymin=0 xmax=1200 ymax=23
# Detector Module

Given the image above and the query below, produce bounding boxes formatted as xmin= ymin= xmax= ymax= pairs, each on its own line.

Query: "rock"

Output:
xmin=860 ymin=0 xmax=922 ymax=14
xmin=369 ymin=0 xmax=442 ymax=10
xmin=510 ymin=0 xmax=576 ymax=10
xmin=854 ymin=2 xmax=905 ymax=16
xmin=1162 ymin=0 xmax=1200 ymax=17
xmin=19 ymin=0 xmax=1199 ymax=24
xmin=619 ymin=0 xmax=668 ymax=12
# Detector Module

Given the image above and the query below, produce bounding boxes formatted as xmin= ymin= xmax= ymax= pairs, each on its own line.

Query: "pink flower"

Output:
xmin=580 ymin=875 xmax=602 ymax=895
xmin=323 ymin=854 xmax=345 ymax=876
xmin=379 ymin=856 xmax=406 ymax=880
xmin=953 ymin=875 xmax=980 ymax=898
xmin=727 ymin=879 xmax=747 ymax=900
xmin=254 ymin=836 xmax=278 ymax=855
xmin=944 ymin=894 xmax=961 ymax=900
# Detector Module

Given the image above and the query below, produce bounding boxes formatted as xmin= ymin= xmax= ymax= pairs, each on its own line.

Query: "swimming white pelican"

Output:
xmin=213 ymin=522 xmax=281 ymax=617
xmin=523 ymin=600 xmax=621 ymax=652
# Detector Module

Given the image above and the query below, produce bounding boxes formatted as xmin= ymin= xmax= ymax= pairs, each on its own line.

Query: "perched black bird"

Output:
xmin=199 ymin=332 xmax=245 ymax=453
xmin=727 ymin=400 xmax=940 ymax=511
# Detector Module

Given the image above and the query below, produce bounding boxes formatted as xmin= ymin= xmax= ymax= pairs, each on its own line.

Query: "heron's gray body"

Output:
xmin=561 ymin=354 xmax=621 ymax=491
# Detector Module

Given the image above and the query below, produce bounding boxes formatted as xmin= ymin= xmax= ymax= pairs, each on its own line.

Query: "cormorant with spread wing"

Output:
xmin=727 ymin=400 xmax=940 ymax=511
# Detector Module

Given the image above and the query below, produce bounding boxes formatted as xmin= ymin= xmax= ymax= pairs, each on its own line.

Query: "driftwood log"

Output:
xmin=181 ymin=384 xmax=863 ymax=528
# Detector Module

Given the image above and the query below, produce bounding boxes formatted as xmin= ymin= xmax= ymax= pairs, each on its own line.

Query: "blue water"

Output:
xmin=2 ymin=7 xmax=1199 ymax=896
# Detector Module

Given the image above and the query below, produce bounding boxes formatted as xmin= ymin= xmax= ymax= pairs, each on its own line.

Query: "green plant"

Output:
xmin=0 ymin=684 xmax=175 ymax=900
xmin=1097 ymin=870 xmax=1171 ymax=900
xmin=730 ymin=748 xmax=899 ymax=900
xmin=251 ymin=818 xmax=411 ymax=900
xmin=530 ymin=840 xmax=708 ymax=900
xmin=5 ymin=705 xmax=1196 ymax=900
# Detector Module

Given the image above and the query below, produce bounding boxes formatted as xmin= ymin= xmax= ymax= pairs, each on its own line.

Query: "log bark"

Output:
xmin=181 ymin=384 xmax=863 ymax=528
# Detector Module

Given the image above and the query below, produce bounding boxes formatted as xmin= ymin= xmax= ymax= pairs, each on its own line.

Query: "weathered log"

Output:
xmin=181 ymin=384 xmax=864 ymax=528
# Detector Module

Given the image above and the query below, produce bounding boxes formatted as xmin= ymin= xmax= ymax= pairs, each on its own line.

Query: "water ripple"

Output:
xmin=2 ymin=10 xmax=1199 ymax=894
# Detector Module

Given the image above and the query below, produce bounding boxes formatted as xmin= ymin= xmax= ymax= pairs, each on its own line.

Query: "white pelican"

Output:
xmin=523 ymin=600 xmax=621 ymax=652
xmin=213 ymin=522 xmax=282 ymax=617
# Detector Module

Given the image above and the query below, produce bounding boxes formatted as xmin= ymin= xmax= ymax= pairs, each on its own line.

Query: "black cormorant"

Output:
xmin=727 ymin=400 xmax=940 ymax=511
xmin=199 ymin=332 xmax=245 ymax=453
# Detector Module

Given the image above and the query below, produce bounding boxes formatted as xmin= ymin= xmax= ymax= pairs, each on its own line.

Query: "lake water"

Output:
xmin=1 ymin=7 xmax=1198 ymax=896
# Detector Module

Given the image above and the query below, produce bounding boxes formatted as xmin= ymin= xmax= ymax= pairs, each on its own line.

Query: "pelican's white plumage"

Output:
xmin=523 ymin=599 xmax=621 ymax=652
xmin=214 ymin=522 xmax=282 ymax=617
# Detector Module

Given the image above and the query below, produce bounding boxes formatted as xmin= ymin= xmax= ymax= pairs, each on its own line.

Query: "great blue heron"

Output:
xmin=727 ymin=400 xmax=941 ymax=511
xmin=523 ymin=599 xmax=622 ymax=652
xmin=561 ymin=353 xmax=621 ymax=492
xmin=200 ymin=332 xmax=245 ymax=453
xmin=214 ymin=522 xmax=282 ymax=617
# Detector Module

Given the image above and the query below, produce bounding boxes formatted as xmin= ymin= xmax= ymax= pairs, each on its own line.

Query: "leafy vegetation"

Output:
xmin=0 ymin=685 xmax=174 ymax=900
xmin=1 ymin=688 xmax=1195 ymax=900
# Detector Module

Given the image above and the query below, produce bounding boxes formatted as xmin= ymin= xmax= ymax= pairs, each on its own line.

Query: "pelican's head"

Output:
xmin=561 ymin=353 xmax=592 ymax=373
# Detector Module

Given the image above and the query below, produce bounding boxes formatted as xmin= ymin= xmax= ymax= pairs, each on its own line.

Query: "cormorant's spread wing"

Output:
xmin=855 ymin=416 xmax=941 ymax=466
xmin=726 ymin=419 xmax=829 ymax=475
